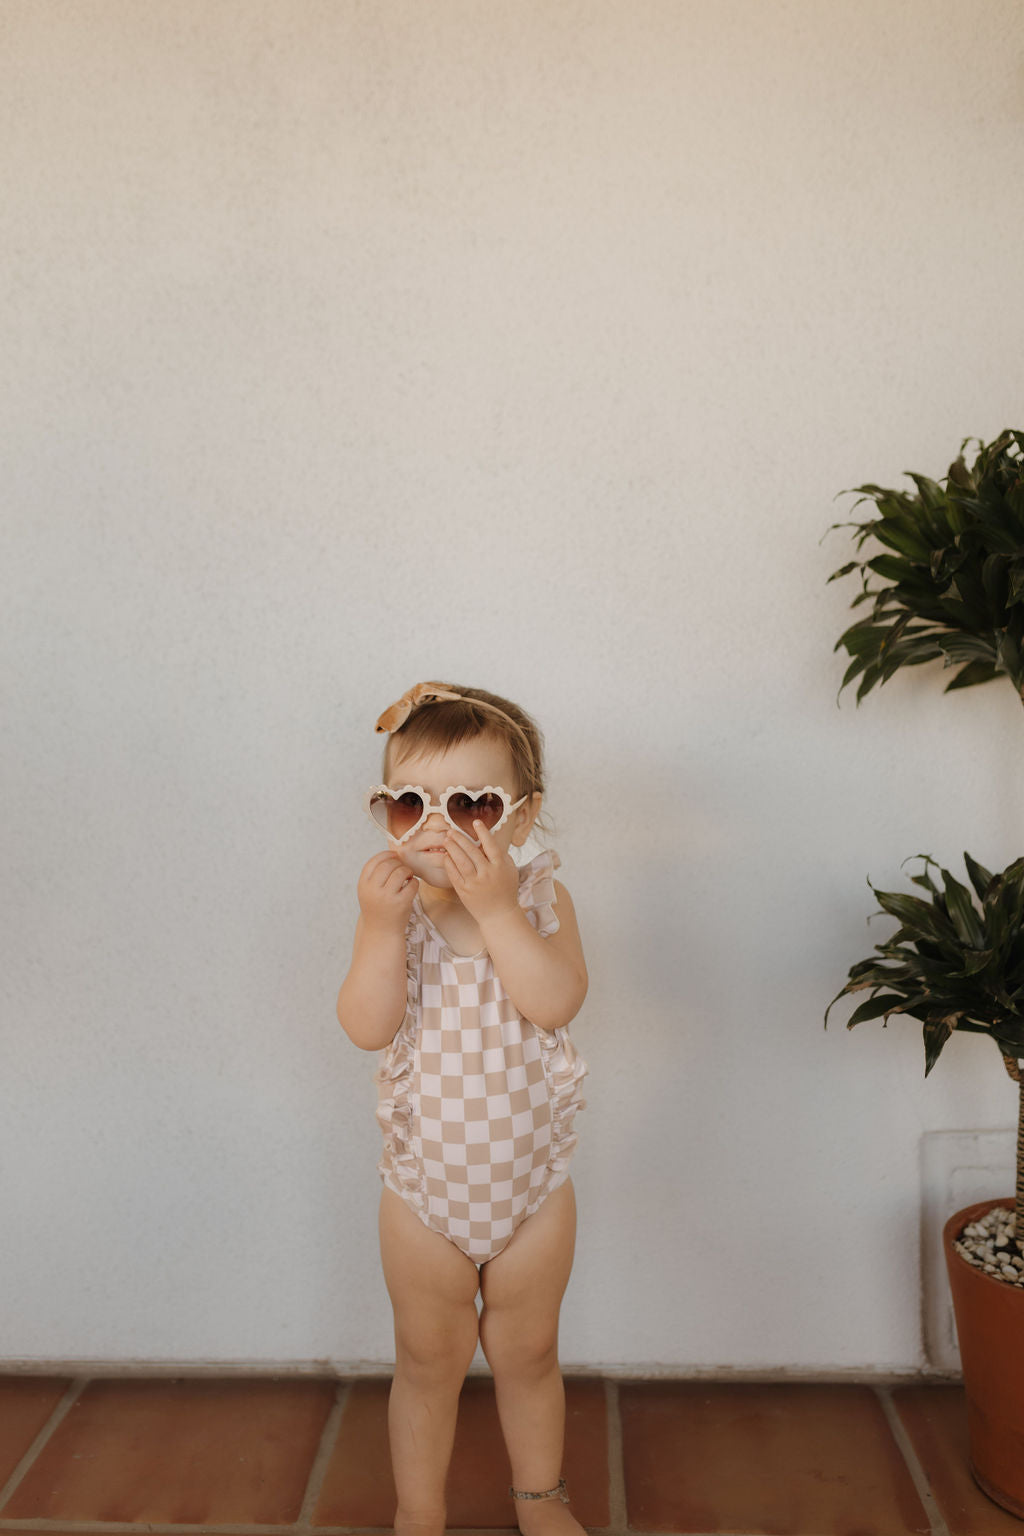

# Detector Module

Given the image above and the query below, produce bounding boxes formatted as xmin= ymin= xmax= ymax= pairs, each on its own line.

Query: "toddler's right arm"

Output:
xmin=336 ymin=851 xmax=417 ymax=1051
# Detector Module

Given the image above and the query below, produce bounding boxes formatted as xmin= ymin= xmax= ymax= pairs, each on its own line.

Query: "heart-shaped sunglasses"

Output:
xmin=365 ymin=784 xmax=527 ymax=845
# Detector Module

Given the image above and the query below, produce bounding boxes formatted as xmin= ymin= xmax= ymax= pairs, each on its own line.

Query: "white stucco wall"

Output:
xmin=3 ymin=0 xmax=1024 ymax=1373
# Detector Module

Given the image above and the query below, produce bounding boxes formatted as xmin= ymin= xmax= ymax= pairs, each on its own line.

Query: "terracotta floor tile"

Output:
xmin=560 ymin=1378 xmax=610 ymax=1528
xmin=2 ymin=1376 xmax=336 ymax=1524
xmin=893 ymin=1384 xmax=1024 ymax=1536
xmin=312 ymin=1379 xmax=394 ymax=1528
xmin=314 ymin=1376 xmax=607 ymax=1529
xmin=0 ymin=1378 xmax=72 ymax=1495
xmin=443 ymin=1377 xmax=516 ymax=1528
xmin=620 ymin=1381 xmax=931 ymax=1535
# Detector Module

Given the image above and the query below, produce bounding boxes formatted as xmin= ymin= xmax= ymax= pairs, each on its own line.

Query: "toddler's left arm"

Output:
xmin=443 ymin=826 xmax=587 ymax=1032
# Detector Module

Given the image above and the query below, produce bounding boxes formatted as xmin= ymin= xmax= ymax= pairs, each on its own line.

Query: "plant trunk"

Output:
xmin=1003 ymin=1053 xmax=1024 ymax=1256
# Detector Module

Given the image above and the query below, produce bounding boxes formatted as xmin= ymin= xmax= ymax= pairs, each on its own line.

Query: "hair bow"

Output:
xmin=375 ymin=682 xmax=463 ymax=734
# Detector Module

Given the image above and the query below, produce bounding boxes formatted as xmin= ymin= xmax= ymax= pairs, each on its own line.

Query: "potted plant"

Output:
xmin=827 ymin=429 xmax=1024 ymax=1517
xmin=830 ymin=428 xmax=1024 ymax=707
xmin=826 ymin=856 xmax=1024 ymax=1513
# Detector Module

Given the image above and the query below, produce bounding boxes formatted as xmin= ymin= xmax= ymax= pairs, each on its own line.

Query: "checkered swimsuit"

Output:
xmin=375 ymin=851 xmax=587 ymax=1264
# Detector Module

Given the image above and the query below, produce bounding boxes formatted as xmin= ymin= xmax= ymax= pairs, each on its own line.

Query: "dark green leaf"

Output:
xmin=870 ymin=519 xmax=934 ymax=562
xmin=844 ymin=993 xmax=917 ymax=1028
xmin=953 ymin=949 xmax=995 ymax=978
xmin=982 ymin=553 xmax=1009 ymax=612
xmin=871 ymin=888 xmax=956 ymax=942
xmin=837 ymin=622 xmax=895 ymax=658
xmin=907 ymin=472 xmax=945 ymax=510
xmin=936 ymin=634 xmax=998 ymax=665
xmin=923 ymin=1016 xmax=959 ymax=1075
xmin=947 ymin=454 xmax=974 ymax=491
xmin=867 ymin=553 xmax=920 ymax=585
xmin=942 ymin=870 xmax=985 ymax=947
xmin=848 ymin=586 xmax=880 ymax=610
xmin=855 ymin=663 xmax=884 ymax=702
xmin=998 ymin=629 xmax=1022 ymax=678
xmin=944 ymin=659 xmax=1001 ymax=692
xmin=839 ymin=654 xmax=869 ymax=690
xmin=963 ymin=852 xmax=994 ymax=899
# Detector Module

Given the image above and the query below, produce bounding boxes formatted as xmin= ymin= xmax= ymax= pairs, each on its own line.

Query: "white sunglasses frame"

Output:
xmin=365 ymin=783 xmax=528 ymax=845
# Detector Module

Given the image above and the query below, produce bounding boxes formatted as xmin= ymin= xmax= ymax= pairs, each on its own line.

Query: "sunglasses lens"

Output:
xmin=370 ymin=790 xmax=425 ymax=838
xmin=446 ymin=791 xmax=505 ymax=834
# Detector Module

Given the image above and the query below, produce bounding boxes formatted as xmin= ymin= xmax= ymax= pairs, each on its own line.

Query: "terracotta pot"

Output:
xmin=943 ymin=1196 xmax=1024 ymax=1520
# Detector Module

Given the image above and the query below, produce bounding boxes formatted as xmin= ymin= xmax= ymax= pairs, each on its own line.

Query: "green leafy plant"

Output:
xmin=829 ymin=429 xmax=1024 ymax=706
xmin=826 ymin=853 xmax=1024 ymax=1253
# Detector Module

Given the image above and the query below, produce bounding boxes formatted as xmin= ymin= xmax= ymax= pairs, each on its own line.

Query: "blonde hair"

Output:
xmin=383 ymin=683 xmax=544 ymax=799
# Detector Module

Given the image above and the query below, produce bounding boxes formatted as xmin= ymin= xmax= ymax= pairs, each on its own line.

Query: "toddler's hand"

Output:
xmin=443 ymin=822 xmax=519 ymax=925
xmin=357 ymin=850 xmax=417 ymax=931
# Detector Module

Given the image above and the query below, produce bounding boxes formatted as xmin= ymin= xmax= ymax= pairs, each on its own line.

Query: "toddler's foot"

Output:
xmin=512 ymin=1492 xmax=587 ymax=1536
xmin=515 ymin=1501 xmax=587 ymax=1536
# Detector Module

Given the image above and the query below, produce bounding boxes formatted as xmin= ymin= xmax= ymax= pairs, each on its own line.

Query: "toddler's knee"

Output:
xmin=395 ymin=1318 xmax=478 ymax=1386
xmin=397 ymin=1347 xmax=463 ymax=1389
xmin=481 ymin=1317 xmax=558 ymax=1381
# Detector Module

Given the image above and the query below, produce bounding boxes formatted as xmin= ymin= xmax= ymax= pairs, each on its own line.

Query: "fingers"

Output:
xmin=362 ymin=848 xmax=410 ymax=880
xmin=360 ymin=850 xmax=415 ymax=895
xmin=472 ymin=819 xmax=501 ymax=863
xmin=382 ymin=861 xmax=415 ymax=893
xmin=445 ymin=835 xmax=482 ymax=884
xmin=446 ymin=820 xmax=508 ymax=876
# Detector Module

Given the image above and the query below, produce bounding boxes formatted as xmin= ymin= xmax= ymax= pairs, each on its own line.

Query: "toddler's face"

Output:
xmin=385 ymin=735 xmax=538 ymax=889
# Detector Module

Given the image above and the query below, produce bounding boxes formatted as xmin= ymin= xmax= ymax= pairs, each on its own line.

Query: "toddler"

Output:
xmin=337 ymin=682 xmax=588 ymax=1536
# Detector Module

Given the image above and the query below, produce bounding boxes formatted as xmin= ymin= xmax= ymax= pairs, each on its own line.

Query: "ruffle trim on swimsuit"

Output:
xmin=537 ymin=1024 xmax=588 ymax=1180
xmin=374 ymin=910 xmax=427 ymax=1217
xmin=519 ymin=851 xmax=587 ymax=1182
xmin=517 ymin=848 xmax=561 ymax=937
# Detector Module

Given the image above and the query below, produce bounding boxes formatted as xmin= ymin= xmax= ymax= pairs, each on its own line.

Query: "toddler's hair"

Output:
xmin=383 ymin=683 xmax=545 ymax=799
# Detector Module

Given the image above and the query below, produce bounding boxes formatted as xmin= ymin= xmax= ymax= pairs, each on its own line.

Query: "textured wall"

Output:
xmin=3 ymin=0 xmax=1024 ymax=1371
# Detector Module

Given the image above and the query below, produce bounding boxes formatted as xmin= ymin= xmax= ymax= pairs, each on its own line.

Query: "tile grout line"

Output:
xmin=0 ymin=1375 xmax=89 ymax=1516
xmin=0 ymin=1517 xmax=300 ymax=1529
xmin=296 ymin=1378 xmax=352 ymax=1525
xmin=875 ymin=1386 xmax=951 ymax=1536
xmin=0 ymin=1522 xmax=400 ymax=1534
xmin=0 ymin=1524 xmax=369 ymax=1533
xmin=603 ymin=1378 xmax=627 ymax=1536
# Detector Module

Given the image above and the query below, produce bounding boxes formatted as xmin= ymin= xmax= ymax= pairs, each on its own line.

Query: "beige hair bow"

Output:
xmin=375 ymin=682 xmax=463 ymax=734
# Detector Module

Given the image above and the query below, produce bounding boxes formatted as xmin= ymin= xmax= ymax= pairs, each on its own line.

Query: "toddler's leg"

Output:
xmin=478 ymin=1180 xmax=585 ymax=1536
xmin=379 ymin=1188 xmax=480 ymax=1536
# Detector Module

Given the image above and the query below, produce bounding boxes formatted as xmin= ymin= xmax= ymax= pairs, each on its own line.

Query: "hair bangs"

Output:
xmin=383 ymin=685 xmax=544 ymax=799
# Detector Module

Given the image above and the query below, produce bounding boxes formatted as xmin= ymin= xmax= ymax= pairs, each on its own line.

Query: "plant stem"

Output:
xmin=1003 ymin=1053 xmax=1024 ymax=1256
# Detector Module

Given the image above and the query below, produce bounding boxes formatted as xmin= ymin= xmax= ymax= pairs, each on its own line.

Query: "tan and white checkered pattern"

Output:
xmin=376 ymin=852 xmax=586 ymax=1264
